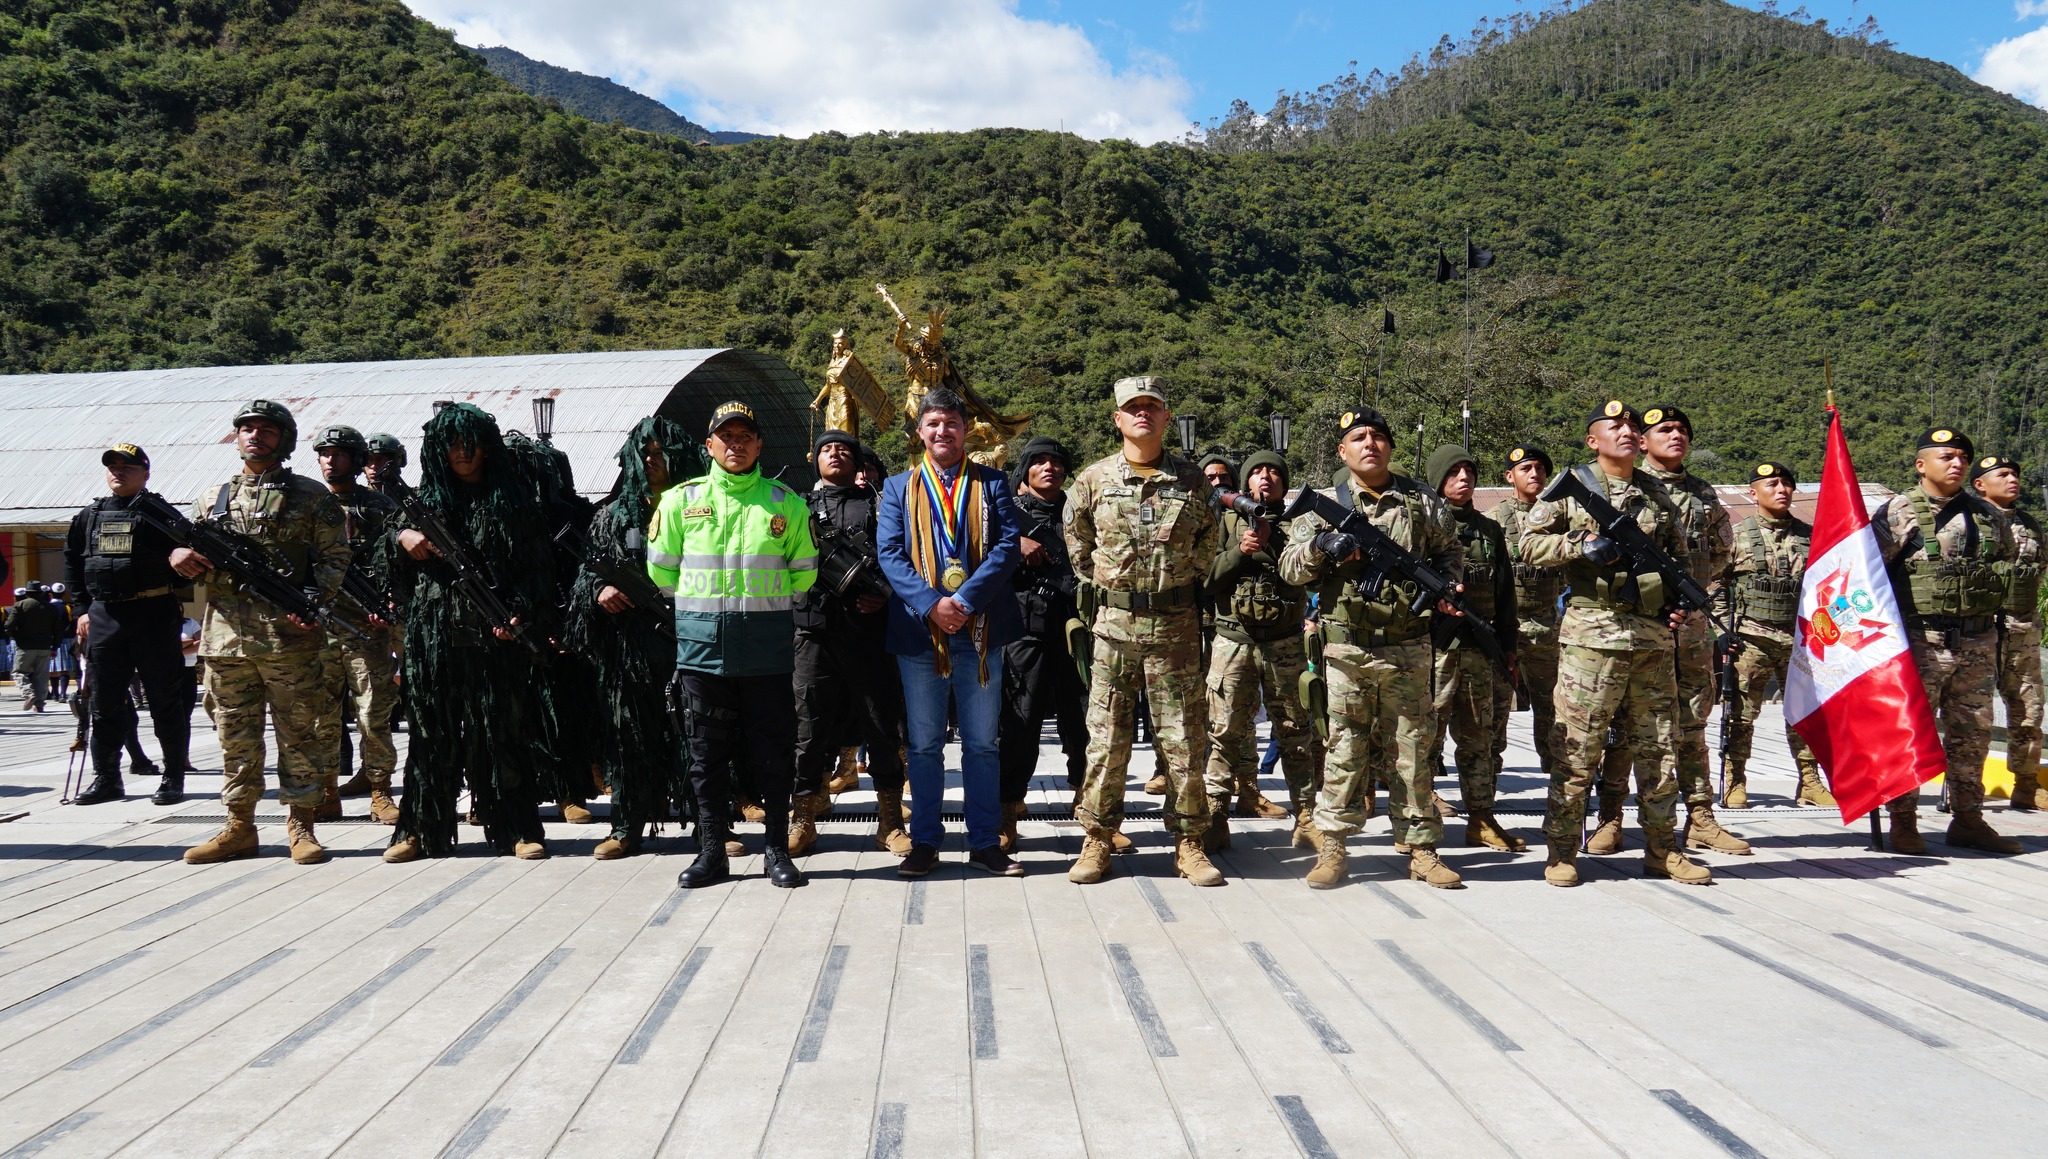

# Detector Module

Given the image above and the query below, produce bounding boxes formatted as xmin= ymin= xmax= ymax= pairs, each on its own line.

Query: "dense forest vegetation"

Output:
xmin=474 ymin=46 xmax=765 ymax=145
xmin=0 ymin=0 xmax=2043 ymax=486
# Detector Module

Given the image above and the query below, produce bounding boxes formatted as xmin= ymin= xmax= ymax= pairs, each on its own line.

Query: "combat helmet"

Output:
xmin=365 ymin=432 xmax=408 ymax=470
xmin=311 ymin=424 xmax=371 ymax=473
xmin=232 ymin=399 xmax=298 ymax=459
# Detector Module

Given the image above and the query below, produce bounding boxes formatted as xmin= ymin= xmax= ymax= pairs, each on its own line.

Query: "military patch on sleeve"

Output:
xmin=769 ymin=514 xmax=788 ymax=537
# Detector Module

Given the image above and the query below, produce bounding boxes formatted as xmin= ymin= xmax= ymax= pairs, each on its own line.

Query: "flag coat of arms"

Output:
xmin=1784 ymin=408 xmax=1946 ymax=823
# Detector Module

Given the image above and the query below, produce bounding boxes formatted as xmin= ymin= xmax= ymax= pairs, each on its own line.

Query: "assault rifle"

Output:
xmin=340 ymin=561 xmax=401 ymax=626
xmin=1017 ymin=514 xmax=1079 ymax=598
xmin=1716 ymin=592 xmax=1741 ymax=801
xmin=130 ymin=492 xmax=364 ymax=642
xmin=808 ymin=504 xmax=891 ymax=603
xmin=385 ymin=479 xmax=543 ymax=656
xmin=554 ymin=524 xmax=674 ymax=640
xmin=1538 ymin=466 xmax=1712 ymax=613
xmin=1280 ymin=486 xmax=1509 ymax=677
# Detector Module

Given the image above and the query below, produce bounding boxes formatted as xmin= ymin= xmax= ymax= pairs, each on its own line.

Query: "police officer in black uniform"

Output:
xmin=63 ymin=443 xmax=193 ymax=805
xmin=998 ymin=436 xmax=1088 ymax=846
xmin=790 ymin=429 xmax=909 ymax=856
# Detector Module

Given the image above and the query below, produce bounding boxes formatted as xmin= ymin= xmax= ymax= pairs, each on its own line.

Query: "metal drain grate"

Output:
xmin=155 ymin=814 xmax=388 ymax=825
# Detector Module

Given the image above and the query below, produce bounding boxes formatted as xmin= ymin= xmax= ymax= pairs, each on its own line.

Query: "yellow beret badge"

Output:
xmin=1932 ymin=429 xmax=1953 ymax=443
xmin=1603 ymin=400 xmax=1623 ymax=418
xmin=1644 ymin=408 xmax=1664 ymax=426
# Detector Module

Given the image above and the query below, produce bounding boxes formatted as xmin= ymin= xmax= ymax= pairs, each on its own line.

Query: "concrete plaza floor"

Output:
xmin=0 ymin=695 xmax=2045 ymax=1158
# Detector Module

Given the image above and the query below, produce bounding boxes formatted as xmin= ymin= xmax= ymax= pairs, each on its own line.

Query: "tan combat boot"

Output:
xmin=1143 ymin=771 xmax=1168 ymax=795
xmin=1584 ymin=791 xmax=1626 ymax=855
xmin=560 ymin=800 xmax=596 ymax=825
xmin=1305 ymin=832 xmax=1346 ymax=890
xmin=1203 ymin=793 xmax=1232 ymax=853
xmin=1068 ymin=833 xmax=1114 ymax=883
xmin=826 ymin=746 xmax=862 ymax=795
xmin=1796 ymin=769 xmax=1836 ymax=808
xmin=1644 ymin=826 xmax=1712 ymax=885
xmin=593 ymin=833 xmax=635 ymax=860
xmin=368 ymin=778 xmax=400 ymax=826
xmin=2011 ymin=773 xmax=2041 ymax=812
xmin=1175 ymin=835 xmax=1224 ymax=886
xmin=383 ymin=836 xmax=421 ymax=863
xmin=1430 ymin=790 xmax=1460 ymax=818
xmin=185 ymin=805 xmax=260 ymax=865
xmin=315 ymin=774 xmax=343 ymax=823
xmin=999 ymin=800 xmax=1025 ymax=853
xmin=1946 ymin=812 xmax=2025 ymax=854
xmin=738 ymin=797 xmax=766 ymax=824
xmin=787 ymin=793 xmax=822 ymax=856
xmin=1543 ymin=837 xmax=1580 ymax=887
xmin=1684 ymin=804 xmax=1752 ymax=856
xmin=338 ymin=769 xmax=372 ymax=797
xmin=287 ymin=806 xmax=328 ymax=866
xmin=1463 ymin=810 xmax=1527 ymax=852
xmin=1235 ymin=773 xmax=1290 ymax=819
xmin=1721 ymin=767 xmax=1749 ymax=809
xmin=1888 ymin=810 xmax=1927 ymax=854
xmin=873 ymin=787 xmax=913 ymax=856
xmin=1291 ymin=804 xmax=1317 ymax=850
xmin=2025 ymin=774 xmax=2048 ymax=811
xmin=515 ymin=839 xmax=548 ymax=860
xmin=1408 ymin=845 xmax=1463 ymax=889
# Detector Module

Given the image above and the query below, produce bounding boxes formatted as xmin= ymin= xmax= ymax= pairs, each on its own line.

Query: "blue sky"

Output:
xmin=411 ymin=1 xmax=2048 ymax=140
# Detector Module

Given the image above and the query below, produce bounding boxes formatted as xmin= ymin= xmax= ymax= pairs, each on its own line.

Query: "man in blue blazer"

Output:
xmin=876 ymin=388 xmax=1025 ymax=877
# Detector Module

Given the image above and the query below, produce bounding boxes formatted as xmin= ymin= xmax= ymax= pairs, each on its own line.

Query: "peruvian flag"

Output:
xmin=1784 ymin=407 xmax=1946 ymax=823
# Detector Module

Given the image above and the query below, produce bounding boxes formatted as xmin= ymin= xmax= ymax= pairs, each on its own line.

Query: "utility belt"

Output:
xmin=1099 ymin=583 xmax=1199 ymax=613
xmin=103 ymin=586 xmax=175 ymax=603
xmin=1321 ymin=620 xmax=1429 ymax=649
xmin=1912 ymin=614 xmax=1997 ymax=639
xmin=1215 ymin=616 xmax=1299 ymax=644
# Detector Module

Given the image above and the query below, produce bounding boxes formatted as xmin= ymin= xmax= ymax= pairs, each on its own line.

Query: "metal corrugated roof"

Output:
xmin=0 ymin=349 xmax=817 ymax=527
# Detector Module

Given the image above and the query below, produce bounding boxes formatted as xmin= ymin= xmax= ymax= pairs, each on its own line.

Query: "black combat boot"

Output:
xmin=74 ymin=771 xmax=125 ymax=805
xmin=761 ymin=805 xmax=806 ymax=889
xmin=150 ymin=772 xmax=185 ymax=806
xmin=677 ymin=806 xmax=732 ymax=889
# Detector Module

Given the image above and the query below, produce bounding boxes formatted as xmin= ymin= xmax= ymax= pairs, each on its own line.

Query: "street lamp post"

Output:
xmin=1269 ymin=414 xmax=1290 ymax=454
xmin=1177 ymin=415 xmax=1197 ymax=457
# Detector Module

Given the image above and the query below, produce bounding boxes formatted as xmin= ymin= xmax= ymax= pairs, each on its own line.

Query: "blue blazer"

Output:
xmin=876 ymin=462 xmax=1024 ymax=657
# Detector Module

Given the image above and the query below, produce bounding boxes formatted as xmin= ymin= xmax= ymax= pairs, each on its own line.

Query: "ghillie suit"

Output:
xmin=505 ymin=429 xmax=603 ymax=807
xmin=563 ymin=417 xmax=700 ymax=850
xmin=391 ymin=405 xmax=560 ymax=856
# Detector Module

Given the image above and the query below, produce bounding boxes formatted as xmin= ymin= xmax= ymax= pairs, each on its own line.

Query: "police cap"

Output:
xmin=101 ymin=443 xmax=150 ymax=470
xmin=707 ymin=400 xmax=761 ymax=438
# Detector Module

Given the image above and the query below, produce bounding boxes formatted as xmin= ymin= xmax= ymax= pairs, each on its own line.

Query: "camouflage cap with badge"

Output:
xmin=1916 ymin=427 xmax=1974 ymax=458
xmin=1113 ymin=375 xmax=1167 ymax=407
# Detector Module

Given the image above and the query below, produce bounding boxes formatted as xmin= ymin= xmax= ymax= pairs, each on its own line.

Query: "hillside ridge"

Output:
xmin=472 ymin=45 xmax=767 ymax=146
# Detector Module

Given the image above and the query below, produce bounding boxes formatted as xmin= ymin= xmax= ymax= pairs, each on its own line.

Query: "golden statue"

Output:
xmin=876 ymin=283 xmax=1031 ymax=467
xmin=811 ymin=328 xmax=891 ymax=440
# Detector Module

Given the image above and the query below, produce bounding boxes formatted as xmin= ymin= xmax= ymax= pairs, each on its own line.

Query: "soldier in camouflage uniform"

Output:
xmin=172 ymin=401 xmax=350 ymax=866
xmin=309 ymin=425 xmax=401 ymax=826
xmin=1519 ymin=400 xmax=1711 ymax=886
xmin=1716 ymin=462 xmax=1829 ymax=809
xmin=1424 ymin=445 xmax=1524 ymax=852
xmin=1064 ymin=375 xmax=1224 ymax=887
xmin=1490 ymin=445 xmax=1562 ymax=782
xmin=1872 ymin=428 xmax=2023 ymax=854
xmin=1972 ymin=455 xmax=2048 ymax=812
xmin=1592 ymin=405 xmax=1750 ymax=858
xmin=1280 ymin=408 xmax=1466 ymax=890
xmin=1203 ymin=449 xmax=1313 ymax=850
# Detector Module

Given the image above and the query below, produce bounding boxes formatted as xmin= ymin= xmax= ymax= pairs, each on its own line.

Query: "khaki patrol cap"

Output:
xmin=1113 ymin=375 xmax=1167 ymax=407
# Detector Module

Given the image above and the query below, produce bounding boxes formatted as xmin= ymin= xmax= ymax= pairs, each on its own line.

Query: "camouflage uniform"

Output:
xmin=1873 ymin=484 xmax=2012 ymax=819
xmin=1489 ymin=495 xmax=1562 ymax=777
xmin=1996 ymin=504 xmax=2045 ymax=801
xmin=314 ymin=485 xmax=400 ymax=803
xmin=1066 ymin=451 xmax=1219 ymax=839
xmin=1279 ymin=477 xmax=1463 ymax=845
xmin=1717 ymin=513 xmax=1822 ymax=791
xmin=193 ymin=469 xmax=350 ymax=810
xmin=1603 ymin=463 xmax=1730 ymax=809
xmin=1519 ymin=466 xmax=1689 ymax=841
xmin=1204 ymin=504 xmax=1315 ymax=811
xmin=1432 ymin=502 xmax=1516 ymax=812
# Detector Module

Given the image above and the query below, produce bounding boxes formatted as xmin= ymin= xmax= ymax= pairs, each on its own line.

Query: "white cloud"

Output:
xmin=2019 ymin=3 xmax=2048 ymax=21
xmin=407 ymin=0 xmax=1193 ymax=142
xmin=1977 ymin=24 xmax=2048 ymax=106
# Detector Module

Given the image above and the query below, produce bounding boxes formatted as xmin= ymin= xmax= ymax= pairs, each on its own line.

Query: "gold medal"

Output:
xmin=942 ymin=560 xmax=968 ymax=591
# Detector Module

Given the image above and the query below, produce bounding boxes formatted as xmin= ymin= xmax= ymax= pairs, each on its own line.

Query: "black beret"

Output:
xmin=1917 ymin=427 xmax=1974 ymax=457
xmin=1638 ymin=404 xmax=1691 ymax=434
xmin=1585 ymin=399 xmax=1641 ymax=431
xmin=1505 ymin=444 xmax=1552 ymax=472
xmin=1336 ymin=406 xmax=1394 ymax=444
xmin=1970 ymin=454 xmax=2017 ymax=483
xmin=1750 ymin=461 xmax=1797 ymax=486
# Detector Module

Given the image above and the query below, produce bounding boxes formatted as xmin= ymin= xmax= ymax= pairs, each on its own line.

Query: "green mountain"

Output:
xmin=472 ymin=45 xmax=766 ymax=145
xmin=2 ymin=0 xmax=2044 ymax=487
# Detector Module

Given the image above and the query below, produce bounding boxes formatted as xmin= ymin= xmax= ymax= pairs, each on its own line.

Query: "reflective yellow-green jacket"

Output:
xmin=646 ymin=465 xmax=817 ymax=677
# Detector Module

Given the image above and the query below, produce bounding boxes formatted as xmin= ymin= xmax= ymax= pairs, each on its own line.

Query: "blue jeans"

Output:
xmin=898 ymin=640 xmax=1004 ymax=851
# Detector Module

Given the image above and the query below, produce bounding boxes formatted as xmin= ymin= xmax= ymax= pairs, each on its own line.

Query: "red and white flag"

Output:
xmin=1784 ymin=407 xmax=1945 ymax=823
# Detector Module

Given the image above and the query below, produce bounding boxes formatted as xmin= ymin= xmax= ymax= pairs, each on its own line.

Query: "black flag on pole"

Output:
xmin=1434 ymin=248 xmax=1454 ymax=284
xmin=1381 ymin=309 xmax=1396 ymax=335
xmin=1467 ymin=240 xmax=1494 ymax=271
